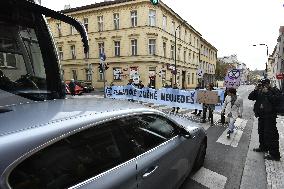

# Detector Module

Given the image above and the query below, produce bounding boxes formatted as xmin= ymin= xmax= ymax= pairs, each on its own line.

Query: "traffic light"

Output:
xmin=150 ymin=0 xmax=159 ymax=5
xmin=98 ymin=63 xmax=103 ymax=73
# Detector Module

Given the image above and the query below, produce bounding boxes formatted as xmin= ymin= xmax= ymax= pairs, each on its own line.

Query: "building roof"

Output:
xmin=201 ymin=37 xmax=218 ymax=52
xmin=61 ymin=0 xmax=135 ymax=14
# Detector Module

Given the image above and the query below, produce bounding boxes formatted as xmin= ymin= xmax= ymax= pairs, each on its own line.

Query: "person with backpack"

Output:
xmin=221 ymin=88 xmax=243 ymax=138
xmin=248 ymin=78 xmax=281 ymax=161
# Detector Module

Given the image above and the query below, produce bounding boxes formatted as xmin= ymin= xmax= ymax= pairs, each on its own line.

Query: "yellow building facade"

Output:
xmin=47 ymin=0 xmax=217 ymax=89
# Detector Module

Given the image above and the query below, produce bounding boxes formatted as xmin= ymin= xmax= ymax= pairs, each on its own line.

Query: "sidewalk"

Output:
xmin=241 ymin=116 xmax=284 ymax=189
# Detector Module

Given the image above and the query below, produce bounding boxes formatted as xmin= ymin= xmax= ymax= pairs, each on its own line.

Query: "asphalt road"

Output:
xmin=181 ymin=85 xmax=256 ymax=189
xmin=74 ymin=85 xmax=258 ymax=189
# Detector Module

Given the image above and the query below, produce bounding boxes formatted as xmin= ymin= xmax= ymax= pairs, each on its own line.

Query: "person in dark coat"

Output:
xmin=192 ymin=83 xmax=203 ymax=116
xmin=69 ymin=79 xmax=76 ymax=96
xmin=248 ymin=78 xmax=281 ymax=161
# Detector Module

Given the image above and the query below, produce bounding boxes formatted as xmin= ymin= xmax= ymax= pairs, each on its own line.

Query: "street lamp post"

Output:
xmin=174 ymin=24 xmax=182 ymax=85
xmin=253 ymin=43 xmax=269 ymax=78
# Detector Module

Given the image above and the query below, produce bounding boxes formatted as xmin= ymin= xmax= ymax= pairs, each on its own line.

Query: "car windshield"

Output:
xmin=0 ymin=9 xmax=54 ymax=105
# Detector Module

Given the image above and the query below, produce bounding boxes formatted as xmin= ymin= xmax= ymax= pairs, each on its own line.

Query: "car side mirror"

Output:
xmin=178 ymin=127 xmax=191 ymax=139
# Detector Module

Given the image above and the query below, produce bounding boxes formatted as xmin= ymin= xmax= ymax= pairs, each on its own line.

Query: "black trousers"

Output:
xmin=172 ymin=107 xmax=180 ymax=112
xmin=258 ymin=116 xmax=280 ymax=158
xmin=221 ymin=112 xmax=225 ymax=124
xmin=202 ymin=107 xmax=213 ymax=124
xmin=194 ymin=109 xmax=202 ymax=114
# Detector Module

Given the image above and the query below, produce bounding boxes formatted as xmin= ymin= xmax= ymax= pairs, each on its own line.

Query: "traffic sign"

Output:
xmin=100 ymin=53 xmax=106 ymax=61
xmin=276 ymin=73 xmax=284 ymax=80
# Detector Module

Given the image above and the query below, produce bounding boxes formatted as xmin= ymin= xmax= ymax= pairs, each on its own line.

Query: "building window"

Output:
xmin=163 ymin=42 xmax=166 ymax=57
xmin=98 ymin=16 xmax=104 ymax=32
xmin=58 ymin=47 xmax=63 ymax=60
xmin=192 ymin=73 xmax=195 ymax=84
xmin=177 ymin=48 xmax=180 ymax=61
xmin=86 ymin=68 xmax=92 ymax=81
xmin=113 ymin=13 xmax=120 ymax=30
xmin=184 ymin=30 xmax=187 ymax=42
xmin=85 ymin=51 xmax=89 ymax=59
xmin=188 ymin=74 xmax=191 ymax=85
xmin=83 ymin=18 xmax=88 ymax=32
xmin=184 ymin=50 xmax=186 ymax=62
xmin=70 ymin=45 xmax=76 ymax=59
xmin=56 ymin=23 xmax=62 ymax=37
xmin=149 ymin=10 xmax=156 ymax=26
xmin=114 ymin=41 xmax=120 ymax=56
xmin=148 ymin=39 xmax=156 ymax=55
xmin=189 ymin=50 xmax=191 ymax=61
xmin=131 ymin=10 xmax=137 ymax=27
xmin=98 ymin=42 xmax=104 ymax=57
xmin=131 ymin=39 xmax=137 ymax=56
xmin=99 ymin=70 xmax=103 ymax=81
xmin=71 ymin=69 xmax=78 ymax=80
xmin=176 ymin=27 xmax=180 ymax=38
xmin=162 ymin=15 xmax=167 ymax=31
xmin=113 ymin=67 xmax=122 ymax=81
xmin=193 ymin=53 xmax=195 ymax=64
xmin=70 ymin=26 xmax=75 ymax=35
xmin=189 ymin=33 xmax=192 ymax=44
xmin=197 ymin=39 xmax=199 ymax=48
xmin=171 ymin=45 xmax=174 ymax=59
xmin=171 ymin=21 xmax=175 ymax=35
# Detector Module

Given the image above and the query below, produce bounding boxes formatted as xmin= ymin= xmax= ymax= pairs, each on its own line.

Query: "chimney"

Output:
xmin=64 ymin=4 xmax=71 ymax=10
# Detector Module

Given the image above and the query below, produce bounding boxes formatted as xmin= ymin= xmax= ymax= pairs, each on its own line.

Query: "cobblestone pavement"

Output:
xmin=265 ymin=116 xmax=284 ymax=189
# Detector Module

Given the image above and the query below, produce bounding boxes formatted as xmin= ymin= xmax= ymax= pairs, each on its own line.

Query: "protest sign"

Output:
xmin=196 ymin=90 xmax=219 ymax=104
xmin=224 ymin=69 xmax=241 ymax=89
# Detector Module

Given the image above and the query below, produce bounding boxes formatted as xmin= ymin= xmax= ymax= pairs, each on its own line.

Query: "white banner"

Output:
xmin=105 ymin=86 xmax=225 ymax=112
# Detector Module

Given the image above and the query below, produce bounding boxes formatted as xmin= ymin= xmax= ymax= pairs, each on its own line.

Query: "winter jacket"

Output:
xmin=248 ymin=88 xmax=278 ymax=117
xmin=222 ymin=95 xmax=243 ymax=119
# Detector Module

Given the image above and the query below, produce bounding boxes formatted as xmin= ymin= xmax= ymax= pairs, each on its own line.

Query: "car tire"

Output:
xmin=192 ymin=140 xmax=207 ymax=172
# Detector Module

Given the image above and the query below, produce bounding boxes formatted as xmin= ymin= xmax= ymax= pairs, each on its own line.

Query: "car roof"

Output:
xmin=0 ymin=98 xmax=156 ymax=136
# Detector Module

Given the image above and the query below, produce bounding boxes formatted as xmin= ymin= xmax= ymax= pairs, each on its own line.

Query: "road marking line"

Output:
xmin=191 ymin=167 xmax=227 ymax=189
xmin=216 ymin=129 xmax=243 ymax=148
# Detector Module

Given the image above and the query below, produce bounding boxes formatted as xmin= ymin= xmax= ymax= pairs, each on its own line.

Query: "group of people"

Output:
xmin=190 ymin=83 xmax=244 ymax=138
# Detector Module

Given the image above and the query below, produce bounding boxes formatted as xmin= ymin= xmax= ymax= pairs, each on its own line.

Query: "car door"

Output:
xmin=120 ymin=114 xmax=189 ymax=189
xmin=8 ymin=120 xmax=137 ymax=189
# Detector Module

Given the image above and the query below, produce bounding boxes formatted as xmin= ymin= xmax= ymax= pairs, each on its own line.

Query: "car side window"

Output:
xmin=9 ymin=121 xmax=137 ymax=189
xmin=119 ymin=114 xmax=178 ymax=154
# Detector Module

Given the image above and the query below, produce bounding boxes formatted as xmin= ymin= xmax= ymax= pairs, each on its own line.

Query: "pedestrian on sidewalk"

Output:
xmin=171 ymin=84 xmax=180 ymax=114
xmin=192 ymin=83 xmax=203 ymax=116
xmin=221 ymin=88 xmax=243 ymax=138
xmin=200 ymin=83 xmax=215 ymax=125
xmin=69 ymin=79 xmax=76 ymax=96
xmin=248 ymin=78 xmax=281 ymax=161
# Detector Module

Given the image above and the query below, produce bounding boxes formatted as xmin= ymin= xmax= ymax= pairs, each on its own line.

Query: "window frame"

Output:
xmin=83 ymin=18 xmax=89 ymax=32
xmin=113 ymin=13 xmax=120 ymax=30
xmin=131 ymin=39 xmax=137 ymax=56
xmin=148 ymin=39 xmax=156 ymax=55
xmin=131 ymin=10 xmax=137 ymax=27
xmin=98 ymin=16 xmax=104 ymax=32
xmin=114 ymin=41 xmax=120 ymax=57
xmin=70 ymin=45 xmax=76 ymax=59
xmin=148 ymin=10 xmax=156 ymax=27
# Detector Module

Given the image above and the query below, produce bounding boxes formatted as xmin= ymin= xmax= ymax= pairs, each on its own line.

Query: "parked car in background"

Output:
xmin=65 ymin=81 xmax=84 ymax=95
xmin=0 ymin=98 xmax=207 ymax=189
xmin=75 ymin=81 xmax=94 ymax=93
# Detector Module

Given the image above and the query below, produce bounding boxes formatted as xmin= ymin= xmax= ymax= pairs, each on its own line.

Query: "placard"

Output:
xmin=196 ymin=90 xmax=219 ymax=104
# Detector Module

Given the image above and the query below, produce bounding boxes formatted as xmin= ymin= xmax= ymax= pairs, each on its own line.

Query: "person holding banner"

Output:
xmin=171 ymin=84 xmax=180 ymax=114
xmin=192 ymin=83 xmax=203 ymax=116
xmin=200 ymin=83 xmax=215 ymax=125
xmin=222 ymin=88 xmax=243 ymax=138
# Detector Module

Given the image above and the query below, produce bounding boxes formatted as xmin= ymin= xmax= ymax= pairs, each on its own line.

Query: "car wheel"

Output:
xmin=193 ymin=140 xmax=207 ymax=172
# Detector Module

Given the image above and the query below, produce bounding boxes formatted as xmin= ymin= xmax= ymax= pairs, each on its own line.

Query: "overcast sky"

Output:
xmin=42 ymin=0 xmax=284 ymax=70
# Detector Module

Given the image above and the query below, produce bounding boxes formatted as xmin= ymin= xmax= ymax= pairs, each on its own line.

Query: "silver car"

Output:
xmin=0 ymin=98 xmax=207 ymax=189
